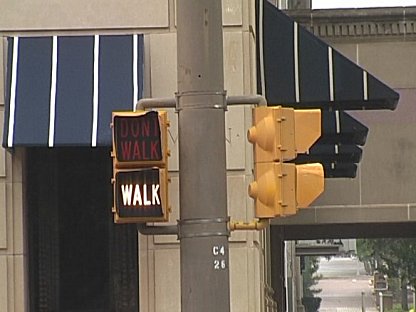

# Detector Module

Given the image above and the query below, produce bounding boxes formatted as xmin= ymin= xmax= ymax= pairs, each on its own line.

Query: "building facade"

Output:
xmin=279 ymin=5 xmax=416 ymax=224
xmin=0 ymin=1 xmax=270 ymax=311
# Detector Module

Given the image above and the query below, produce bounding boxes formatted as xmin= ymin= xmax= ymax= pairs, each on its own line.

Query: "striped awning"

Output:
xmin=3 ymin=34 xmax=143 ymax=147
xmin=256 ymin=0 xmax=399 ymax=110
xmin=256 ymin=0 xmax=400 ymax=178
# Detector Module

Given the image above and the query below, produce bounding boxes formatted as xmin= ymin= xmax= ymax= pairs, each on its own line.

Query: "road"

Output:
xmin=312 ymin=257 xmax=378 ymax=312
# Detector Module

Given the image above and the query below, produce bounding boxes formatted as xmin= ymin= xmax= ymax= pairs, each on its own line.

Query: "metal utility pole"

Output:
xmin=176 ymin=0 xmax=230 ymax=311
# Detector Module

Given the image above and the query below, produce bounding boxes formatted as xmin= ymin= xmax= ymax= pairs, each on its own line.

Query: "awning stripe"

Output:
xmin=13 ymin=37 xmax=52 ymax=146
xmin=92 ymin=35 xmax=100 ymax=147
xmin=96 ymin=35 xmax=139 ymax=146
xmin=48 ymin=36 xmax=58 ymax=147
xmin=294 ymin=22 xmax=300 ymax=103
xmin=335 ymin=110 xmax=340 ymax=134
xmin=328 ymin=46 xmax=334 ymax=102
xmin=133 ymin=34 xmax=138 ymax=110
xmin=363 ymin=70 xmax=368 ymax=101
xmin=7 ymin=37 xmax=18 ymax=148
xmin=55 ymin=36 xmax=94 ymax=146
xmin=258 ymin=0 xmax=266 ymax=96
xmin=3 ymin=34 xmax=144 ymax=147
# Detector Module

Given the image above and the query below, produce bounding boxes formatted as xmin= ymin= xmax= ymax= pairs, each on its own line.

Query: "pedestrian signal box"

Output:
xmin=248 ymin=106 xmax=324 ymax=218
xmin=112 ymin=110 xmax=169 ymax=167
xmin=111 ymin=110 xmax=170 ymax=223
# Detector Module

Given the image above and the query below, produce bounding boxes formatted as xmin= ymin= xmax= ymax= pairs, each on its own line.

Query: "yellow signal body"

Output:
xmin=294 ymin=109 xmax=322 ymax=154
xmin=248 ymin=162 xmax=297 ymax=218
xmin=296 ymin=163 xmax=324 ymax=209
xmin=248 ymin=106 xmax=324 ymax=219
xmin=247 ymin=106 xmax=295 ymax=162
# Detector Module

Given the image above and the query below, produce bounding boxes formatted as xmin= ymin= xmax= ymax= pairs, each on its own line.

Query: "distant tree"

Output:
xmin=356 ymin=238 xmax=416 ymax=311
xmin=303 ymin=256 xmax=322 ymax=297
xmin=302 ymin=256 xmax=322 ymax=312
xmin=356 ymin=239 xmax=378 ymax=275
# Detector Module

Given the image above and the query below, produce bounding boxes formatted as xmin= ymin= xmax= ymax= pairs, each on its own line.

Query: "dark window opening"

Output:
xmin=25 ymin=147 xmax=138 ymax=312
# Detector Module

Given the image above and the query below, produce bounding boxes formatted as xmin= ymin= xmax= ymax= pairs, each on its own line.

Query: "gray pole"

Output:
xmin=176 ymin=0 xmax=230 ymax=311
xmin=361 ymin=291 xmax=365 ymax=312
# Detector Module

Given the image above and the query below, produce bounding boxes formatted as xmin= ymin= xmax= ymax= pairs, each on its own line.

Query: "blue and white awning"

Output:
xmin=256 ymin=0 xmax=400 ymax=178
xmin=3 ymin=34 xmax=144 ymax=147
xmin=256 ymin=0 xmax=399 ymax=110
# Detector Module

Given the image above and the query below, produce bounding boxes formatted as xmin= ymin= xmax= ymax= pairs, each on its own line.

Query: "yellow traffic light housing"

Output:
xmin=247 ymin=106 xmax=321 ymax=163
xmin=296 ymin=163 xmax=325 ymax=208
xmin=248 ymin=106 xmax=324 ymax=218
xmin=247 ymin=106 xmax=295 ymax=162
xmin=248 ymin=162 xmax=296 ymax=218
xmin=111 ymin=110 xmax=170 ymax=223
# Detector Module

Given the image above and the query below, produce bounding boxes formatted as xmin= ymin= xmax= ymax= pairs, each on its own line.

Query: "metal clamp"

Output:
xmin=228 ymin=218 xmax=269 ymax=231
xmin=178 ymin=217 xmax=230 ymax=239
xmin=135 ymin=94 xmax=267 ymax=111
xmin=175 ymin=90 xmax=227 ymax=111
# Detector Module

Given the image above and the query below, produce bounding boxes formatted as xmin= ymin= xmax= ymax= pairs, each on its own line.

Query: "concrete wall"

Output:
xmin=313 ymin=40 xmax=416 ymax=208
xmin=0 ymin=0 xmax=247 ymax=32
xmin=0 ymin=36 xmax=27 ymax=312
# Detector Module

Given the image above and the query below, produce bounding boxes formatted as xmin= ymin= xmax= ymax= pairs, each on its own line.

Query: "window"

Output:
xmin=26 ymin=148 xmax=139 ymax=312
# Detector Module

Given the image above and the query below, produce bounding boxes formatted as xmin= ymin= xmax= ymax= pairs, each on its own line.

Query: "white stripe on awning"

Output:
xmin=91 ymin=35 xmax=100 ymax=147
xmin=363 ymin=70 xmax=368 ymax=101
xmin=7 ymin=37 xmax=19 ymax=148
xmin=133 ymin=34 xmax=139 ymax=111
xmin=48 ymin=36 xmax=58 ymax=147
xmin=294 ymin=21 xmax=300 ymax=103
xmin=328 ymin=46 xmax=334 ymax=102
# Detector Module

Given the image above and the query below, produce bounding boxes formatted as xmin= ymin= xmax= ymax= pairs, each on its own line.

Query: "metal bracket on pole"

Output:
xmin=137 ymin=223 xmax=179 ymax=236
xmin=136 ymin=97 xmax=176 ymax=111
xmin=178 ymin=217 xmax=230 ymax=239
xmin=135 ymin=94 xmax=267 ymax=111
xmin=176 ymin=90 xmax=227 ymax=111
xmin=228 ymin=218 xmax=270 ymax=231
xmin=226 ymin=95 xmax=267 ymax=107
xmin=136 ymin=217 xmax=269 ymax=236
